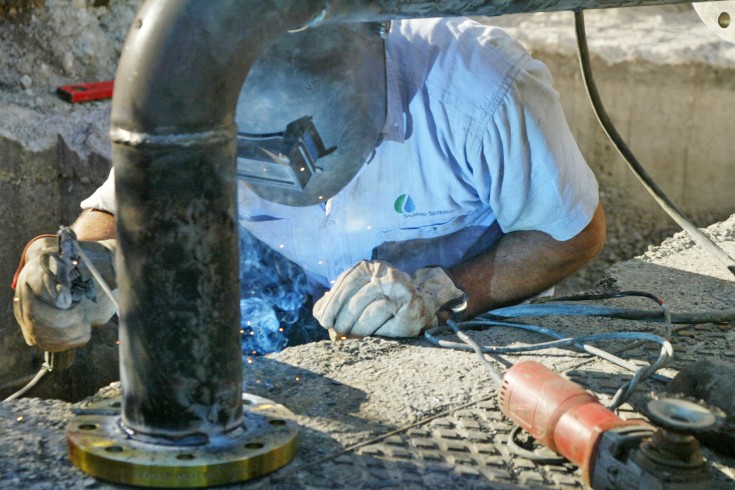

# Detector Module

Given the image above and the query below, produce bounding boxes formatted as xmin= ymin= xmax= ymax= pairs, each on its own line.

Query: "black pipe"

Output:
xmin=110 ymin=0 xmax=714 ymax=442
xmin=111 ymin=0 xmax=325 ymax=442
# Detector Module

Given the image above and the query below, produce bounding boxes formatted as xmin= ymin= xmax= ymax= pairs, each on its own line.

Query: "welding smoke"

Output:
xmin=239 ymin=225 xmax=327 ymax=355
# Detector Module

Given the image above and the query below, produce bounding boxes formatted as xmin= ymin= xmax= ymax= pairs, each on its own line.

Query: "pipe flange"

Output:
xmin=67 ymin=393 xmax=298 ymax=488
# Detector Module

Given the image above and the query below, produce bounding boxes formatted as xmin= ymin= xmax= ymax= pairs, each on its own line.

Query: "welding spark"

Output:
xmin=238 ymin=225 xmax=327 ymax=356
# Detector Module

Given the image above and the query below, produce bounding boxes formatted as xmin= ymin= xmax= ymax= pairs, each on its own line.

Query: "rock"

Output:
xmin=61 ymin=51 xmax=74 ymax=73
xmin=19 ymin=74 xmax=31 ymax=89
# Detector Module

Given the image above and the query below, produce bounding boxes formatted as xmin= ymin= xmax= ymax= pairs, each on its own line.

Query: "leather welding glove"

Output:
xmin=12 ymin=236 xmax=118 ymax=352
xmin=313 ymin=260 xmax=465 ymax=338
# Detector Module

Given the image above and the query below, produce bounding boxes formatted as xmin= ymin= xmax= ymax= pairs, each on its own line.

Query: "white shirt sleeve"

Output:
xmin=473 ymin=56 xmax=599 ymax=241
xmin=80 ymin=168 xmax=117 ymax=214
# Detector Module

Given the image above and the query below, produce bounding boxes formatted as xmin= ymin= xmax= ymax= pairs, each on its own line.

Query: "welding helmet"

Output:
xmin=235 ymin=22 xmax=388 ymax=207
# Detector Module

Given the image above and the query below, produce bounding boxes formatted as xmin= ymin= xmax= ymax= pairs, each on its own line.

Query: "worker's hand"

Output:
xmin=313 ymin=260 xmax=465 ymax=338
xmin=12 ymin=236 xmax=118 ymax=352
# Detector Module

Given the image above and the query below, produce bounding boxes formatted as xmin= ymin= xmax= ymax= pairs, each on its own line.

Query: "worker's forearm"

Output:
xmin=72 ymin=209 xmax=116 ymax=241
xmin=448 ymin=203 xmax=606 ymax=318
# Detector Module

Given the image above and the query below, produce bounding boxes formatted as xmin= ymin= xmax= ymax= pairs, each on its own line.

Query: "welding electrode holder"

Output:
xmin=498 ymin=361 xmax=713 ymax=489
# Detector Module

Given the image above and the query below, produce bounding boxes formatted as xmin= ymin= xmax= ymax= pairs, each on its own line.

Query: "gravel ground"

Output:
xmin=1 ymin=215 xmax=734 ymax=488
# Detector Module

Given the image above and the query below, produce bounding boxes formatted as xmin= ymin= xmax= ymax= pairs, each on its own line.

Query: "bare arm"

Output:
xmin=72 ymin=209 xmax=116 ymax=241
xmin=448 ymin=202 xmax=606 ymax=318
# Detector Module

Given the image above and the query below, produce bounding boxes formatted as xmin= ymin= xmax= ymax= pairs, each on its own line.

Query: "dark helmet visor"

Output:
xmin=236 ymin=22 xmax=388 ymax=206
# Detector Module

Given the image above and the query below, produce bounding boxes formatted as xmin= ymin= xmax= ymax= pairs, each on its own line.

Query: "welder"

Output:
xmin=13 ymin=17 xmax=605 ymax=353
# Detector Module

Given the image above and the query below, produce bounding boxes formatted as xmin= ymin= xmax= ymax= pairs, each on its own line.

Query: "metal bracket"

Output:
xmin=694 ymin=1 xmax=735 ymax=44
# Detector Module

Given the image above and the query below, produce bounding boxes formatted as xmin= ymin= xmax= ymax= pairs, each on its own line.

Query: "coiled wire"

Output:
xmin=426 ymin=291 xmax=674 ymax=411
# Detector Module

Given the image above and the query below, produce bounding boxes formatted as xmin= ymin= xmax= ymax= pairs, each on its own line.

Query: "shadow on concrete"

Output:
xmin=0 ymin=319 xmax=120 ymax=402
xmin=240 ymin=355 xmax=394 ymax=437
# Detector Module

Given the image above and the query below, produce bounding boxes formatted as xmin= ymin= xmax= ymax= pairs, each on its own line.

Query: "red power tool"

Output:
xmin=499 ymin=361 xmax=714 ymax=489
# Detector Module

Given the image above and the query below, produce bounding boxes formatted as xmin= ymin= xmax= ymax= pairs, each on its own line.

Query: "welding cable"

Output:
xmin=71 ymin=239 xmax=119 ymax=311
xmin=2 ymin=362 xmax=51 ymax=402
xmin=433 ymin=321 xmax=673 ymax=404
xmin=574 ymin=10 xmax=735 ymax=278
xmin=488 ymin=303 xmax=735 ymax=325
xmin=492 ymin=290 xmax=673 ymax=339
xmin=429 ymin=292 xmax=675 ymax=380
xmin=445 ymin=318 xmax=504 ymax=387
xmin=426 ymin=291 xmax=676 ymax=410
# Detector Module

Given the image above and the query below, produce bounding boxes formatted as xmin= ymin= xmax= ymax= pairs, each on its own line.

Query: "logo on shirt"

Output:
xmin=394 ymin=194 xmax=416 ymax=213
xmin=394 ymin=192 xmax=455 ymax=219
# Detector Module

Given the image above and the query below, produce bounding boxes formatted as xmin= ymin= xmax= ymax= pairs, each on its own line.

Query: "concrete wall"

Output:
xmin=545 ymin=52 xmax=735 ymax=291
xmin=551 ymin=54 xmax=735 ymax=221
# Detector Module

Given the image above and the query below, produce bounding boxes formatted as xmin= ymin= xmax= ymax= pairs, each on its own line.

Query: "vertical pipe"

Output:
xmin=110 ymin=0 xmax=324 ymax=441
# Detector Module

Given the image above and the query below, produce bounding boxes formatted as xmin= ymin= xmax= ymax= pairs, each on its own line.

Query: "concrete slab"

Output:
xmin=2 ymin=216 xmax=734 ymax=488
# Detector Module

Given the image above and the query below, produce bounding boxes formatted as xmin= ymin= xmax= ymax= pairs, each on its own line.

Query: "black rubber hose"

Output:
xmin=574 ymin=10 xmax=735 ymax=278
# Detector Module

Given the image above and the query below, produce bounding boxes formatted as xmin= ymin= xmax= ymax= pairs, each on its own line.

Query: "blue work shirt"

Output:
xmin=235 ymin=18 xmax=599 ymax=291
xmin=82 ymin=18 xmax=598 ymax=296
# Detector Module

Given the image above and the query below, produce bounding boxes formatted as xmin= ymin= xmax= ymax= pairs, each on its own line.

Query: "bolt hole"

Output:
xmin=719 ymin=12 xmax=731 ymax=29
xmin=269 ymin=419 xmax=287 ymax=426
xmin=78 ymin=424 xmax=98 ymax=431
xmin=242 ymin=399 xmax=252 ymax=406
xmin=245 ymin=442 xmax=264 ymax=450
xmin=176 ymin=453 xmax=196 ymax=460
xmin=105 ymin=446 xmax=124 ymax=453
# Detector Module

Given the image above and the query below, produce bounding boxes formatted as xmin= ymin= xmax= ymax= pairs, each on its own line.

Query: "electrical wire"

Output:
xmin=426 ymin=291 xmax=676 ymax=411
xmin=3 ymin=363 xmax=50 ymax=402
xmin=506 ymin=426 xmax=566 ymax=465
xmin=489 ymin=303 xmax=735 ymax=325
xmin=574 ymin=10 xmax=735 ymax=278
xmin=445 ymin=319 xmax=504 ymax=387
xmin=428 ymin=292 xmax=678 ymax=383
xmin=71 ymin=239 xmax=119 ymax=310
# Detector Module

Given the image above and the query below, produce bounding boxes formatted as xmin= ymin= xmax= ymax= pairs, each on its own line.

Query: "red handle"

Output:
xmin=57 ymin=80 xmax=114 ymax=103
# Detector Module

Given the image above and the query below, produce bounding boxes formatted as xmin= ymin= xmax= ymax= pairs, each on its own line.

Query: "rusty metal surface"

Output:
xmin=320 ymin=0 xmax=717 ymax=23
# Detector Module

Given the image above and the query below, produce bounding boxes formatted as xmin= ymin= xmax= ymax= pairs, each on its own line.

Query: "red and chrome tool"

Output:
xmin=56 ymin=80 xmax=114 ymax=103
xmin=499 ymin=361 xmax=713 ymax=489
